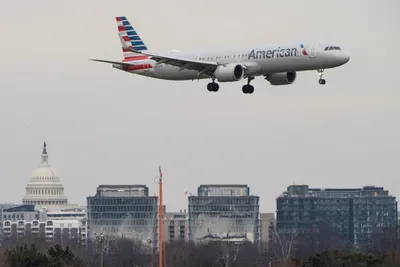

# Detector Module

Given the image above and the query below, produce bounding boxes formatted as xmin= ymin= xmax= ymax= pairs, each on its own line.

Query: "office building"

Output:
xmin=0 ymin=204 xmax=38 ymax=241
xmin=2 ymin=219 xmax=87 ymax=244
xmin=188 ymin=184 xmax=260 ymax=244
xmin=260 ymin=213 xmax=275 ymax=245
xmin=1 ymin=204 xmax=38 ymax=222
xmin=0 ymin=204 xmax=87 ymax=244
xmin=40 ymin=207 xmax=87 ymax=221
xmin=163 ymin=210 xmax=188 ymax=242
xmin=276 ymin=185 xmax=398 ymax=247
xmin=87 ymin=185 xmax=158 ymax=246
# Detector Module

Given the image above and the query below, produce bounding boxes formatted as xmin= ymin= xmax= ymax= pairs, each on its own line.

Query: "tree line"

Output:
xmin=0 ymin=224 xmax=399 ymax=266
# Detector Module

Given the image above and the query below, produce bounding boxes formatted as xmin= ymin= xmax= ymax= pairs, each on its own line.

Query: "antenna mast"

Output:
xmin=158 ymin=166 xmax=164 ymax=267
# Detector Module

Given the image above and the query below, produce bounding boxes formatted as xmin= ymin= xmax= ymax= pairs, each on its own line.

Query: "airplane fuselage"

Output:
xmin=113 ymin=42 xmax=350 ymax=81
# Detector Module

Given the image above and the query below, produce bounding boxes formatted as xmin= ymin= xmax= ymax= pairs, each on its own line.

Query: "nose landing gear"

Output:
xmin=318 ymin=69 xmax=326 ymax=85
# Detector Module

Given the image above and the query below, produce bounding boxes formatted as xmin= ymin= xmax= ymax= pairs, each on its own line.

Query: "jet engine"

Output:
xmin=213 ymin=64 xmax=244 ymax=82
xmin=265 ymin=72 xmax=297 ymax=85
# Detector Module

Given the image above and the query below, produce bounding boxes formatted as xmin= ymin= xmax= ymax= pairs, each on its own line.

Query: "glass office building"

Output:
xmin=277 ymin=185 xmax=398 ymax=247
xmin=188 ymin=184 xmax=260 ymax=244
xmin=198 ymin=184 xmax=250 ymax=197
xmin=87 ymin=185 xmax=158 ymax=245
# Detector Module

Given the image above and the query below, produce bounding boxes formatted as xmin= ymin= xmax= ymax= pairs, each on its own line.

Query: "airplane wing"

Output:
xmin=134 ymin=50 xmax=220 ymax=76
xmin=117 ymin=33 xmax=221 ymax=76
xmin=90 ymin=59 xmax=138 ymax=67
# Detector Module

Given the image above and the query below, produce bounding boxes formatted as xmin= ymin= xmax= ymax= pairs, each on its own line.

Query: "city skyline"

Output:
xmin=0 ymin=0 xmax=399 ymax=212
xmin=4 ymin=141 xmax=399 ymax=215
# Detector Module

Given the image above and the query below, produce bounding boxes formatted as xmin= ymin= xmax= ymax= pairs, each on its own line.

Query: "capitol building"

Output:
xmin=0 ymin=142 xmax=87 ymax=244
xmin=22 ymin=142 xmax=68 ymax=207
xmin=20 ymin=142 xmax=84 ymax=211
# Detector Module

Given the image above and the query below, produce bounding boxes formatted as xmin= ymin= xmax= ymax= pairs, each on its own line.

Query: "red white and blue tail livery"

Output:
xmin=91 ymin=16 xmax=350 ymax=94
xmin=116 ymin=16 xmax=148 ymax=60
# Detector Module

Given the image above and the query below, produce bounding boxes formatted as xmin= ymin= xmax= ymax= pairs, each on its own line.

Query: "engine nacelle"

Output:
xmin=265 ymin=72 xmax=297 ymax=85
xmin=213 ymin=64 xmax=244 ymax=82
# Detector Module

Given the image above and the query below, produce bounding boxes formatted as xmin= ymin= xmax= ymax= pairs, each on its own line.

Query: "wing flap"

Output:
xmin=145 ymin=51 xmax=218 ymax=75
xmin=145 ymin=51 xmax=218 ymax=69
xmin=118 ymin=32 xmax=218 ymax=75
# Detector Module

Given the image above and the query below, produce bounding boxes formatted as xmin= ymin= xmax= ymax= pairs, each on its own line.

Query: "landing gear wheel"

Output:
xmin=317 ymin=69 xmax=326 ymax=85
xmin=207 ymin=82 xmax=219 ymax=92
xmin=242 ymin=77 xmax=255 ymax=94
xmin=242 ymin=84 xmax=254 ymax=94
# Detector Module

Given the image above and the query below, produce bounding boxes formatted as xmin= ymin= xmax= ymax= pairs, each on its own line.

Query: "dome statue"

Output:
xmin=22 ymin=142 xmax=68 ymax=206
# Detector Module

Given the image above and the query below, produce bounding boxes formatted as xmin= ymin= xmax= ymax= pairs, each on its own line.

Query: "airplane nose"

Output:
xmin=340 ymin=53 xmax=350 ymax=64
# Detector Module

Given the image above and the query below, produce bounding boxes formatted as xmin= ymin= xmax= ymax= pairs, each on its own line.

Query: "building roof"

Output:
xmin=2 ymin=204 xmax=35 ymax=212
xmin=199 ymin=184 xmax=249 ymax=188
xmin=48 ymin=219 xmax=80 ymax=227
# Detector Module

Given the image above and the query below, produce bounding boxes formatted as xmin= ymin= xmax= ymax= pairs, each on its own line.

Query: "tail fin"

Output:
xmin=116 ymin=16 xmax=148 ymax=60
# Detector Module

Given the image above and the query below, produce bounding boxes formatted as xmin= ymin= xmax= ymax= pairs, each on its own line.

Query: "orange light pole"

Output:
xmin=158 ymin=166 xmax=164 ymax=267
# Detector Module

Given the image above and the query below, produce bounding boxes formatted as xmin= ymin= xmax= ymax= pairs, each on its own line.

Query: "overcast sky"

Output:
xmin=0 ymin=0 xmax=398 ymax=212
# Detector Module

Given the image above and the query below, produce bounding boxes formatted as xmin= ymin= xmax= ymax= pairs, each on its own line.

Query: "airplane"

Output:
xmin=91 ymin=16 xmax=350 ymax=94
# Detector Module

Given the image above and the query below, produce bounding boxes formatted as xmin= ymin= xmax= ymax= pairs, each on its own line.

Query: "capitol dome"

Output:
xmin=22 ymin=142 xmax=68 ymax=206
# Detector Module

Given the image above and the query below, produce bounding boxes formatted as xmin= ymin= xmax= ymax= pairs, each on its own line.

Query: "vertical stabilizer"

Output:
xmin=116 ymin=16 xmax=148 ymax=60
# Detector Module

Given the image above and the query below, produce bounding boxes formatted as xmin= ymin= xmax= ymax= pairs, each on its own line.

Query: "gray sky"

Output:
xmin=0 ymin=0 xmax=399 ymax=212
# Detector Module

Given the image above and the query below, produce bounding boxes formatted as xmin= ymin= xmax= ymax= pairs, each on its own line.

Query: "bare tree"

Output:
xmin=165 ymin=241 xmax=196 ymax=267
xmin=268 ymin=229 xmax=297 ymax=267
xmin=194 ymin=241 xmax=226 ymax=267
xmin=371 ymin=226 xmax=399 ymax=254
xmin=295 ymin=222 xmax=350 ymax=260
xmin=2 ymin=232 xmax=400 ymax=267
xmin=231 ymin=241 xmax=265 ymax=267
xmin=104 ymin=237 xmax=152 ymax=266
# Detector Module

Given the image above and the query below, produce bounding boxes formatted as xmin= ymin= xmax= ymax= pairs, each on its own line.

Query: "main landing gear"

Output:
xmin=242 ymin=77 xmax=255 ymax=94
xmin=206 ymin=77 xmax=255 ymax=94
xmin=318 ymin=69 xmax=326 ymax=85
xmin=207 ymin=79 xmax=219 ymax=92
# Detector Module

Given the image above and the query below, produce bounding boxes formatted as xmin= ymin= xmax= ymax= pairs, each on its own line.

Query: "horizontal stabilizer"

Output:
xmin=90 ymin=59 xmax=137 ymax=67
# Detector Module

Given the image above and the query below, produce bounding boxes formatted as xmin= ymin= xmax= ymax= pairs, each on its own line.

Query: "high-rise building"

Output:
xmin=188 ymin=184 xmax=260 ymax=244
xmin=87 ymin=185 xmax=158 ymax=246
xmin=276 ymin=185 xmax=398 ymax=247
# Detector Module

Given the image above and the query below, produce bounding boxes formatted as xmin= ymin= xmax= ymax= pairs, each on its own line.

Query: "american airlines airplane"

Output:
xmin=92 ymin=16 xmax=350 ymax=94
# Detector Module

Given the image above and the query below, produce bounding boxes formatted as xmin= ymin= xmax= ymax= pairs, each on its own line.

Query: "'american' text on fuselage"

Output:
xmin=248 ymin=47 xmax=298 ymax=60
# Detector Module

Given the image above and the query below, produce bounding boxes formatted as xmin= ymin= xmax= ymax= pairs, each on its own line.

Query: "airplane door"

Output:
xmin=236 ymin=51 xmax=242 ymax=62
xmin=309 ymin=42 xmax=317 ymax=58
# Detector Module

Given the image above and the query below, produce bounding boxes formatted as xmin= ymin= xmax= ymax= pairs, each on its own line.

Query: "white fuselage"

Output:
xmin=113 ymin=42 xmax=350 ymax=82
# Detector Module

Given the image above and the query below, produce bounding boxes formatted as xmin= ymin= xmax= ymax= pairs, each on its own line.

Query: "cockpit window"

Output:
xmin=325 ymin=46 xmax=342 ymax=51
